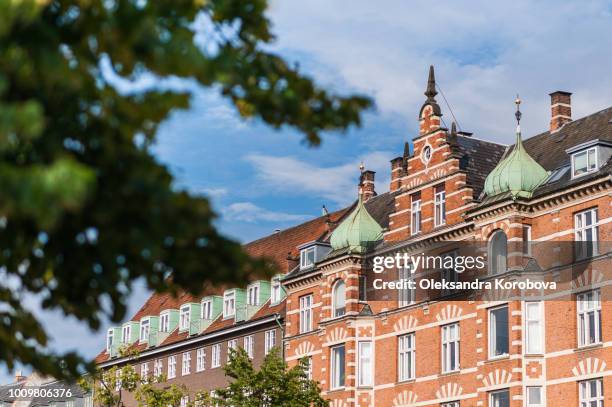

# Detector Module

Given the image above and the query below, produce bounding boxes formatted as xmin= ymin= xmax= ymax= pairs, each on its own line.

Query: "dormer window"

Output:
xmin=247 ymin=284 xmax=259 ymax=306
xmin=223 ymin=291 xmax=236 ymax=318
xmin=201 ymin=299 xmax=213 ymax=320
xmin=139 ymin=319 xmax=150 ymax=342
xmin=271 ymin=277 xmax=282 ymax=304
xmin=179 ymin=305 xmax=191 ymax=331
xmin=300 ymin=246 xmax=316 ymax=269
xmin=122 ymin=325 xmax=131 ymax=343
xmin=106 ymin=329 xmax=114 ymax=351
xmin=572 ymin=147 xmax=598 ymax=177
xmin=160 ymin=311 xmax=170 ymax=332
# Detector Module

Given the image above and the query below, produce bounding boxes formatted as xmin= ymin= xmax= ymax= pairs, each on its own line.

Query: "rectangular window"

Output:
xmin=244 ymin=335 xmax=254 ymax=359
xmin=179 ymin=306 xmax=190 ymax=331
xmin=441 ymin=251 xmax=458 ymax=296
xmin=572 ymin=147 xmax=598 ymax=177
xmin=114 ymin=370 xmax=121 ymax=391
xmin=442 ymin=323 xmax=460 ymax=373
xmin=442 ymin=402 xmax=459 ymax=407
xmin=434 ymin=184 xmax=446 ymax=227
xmin=330 ymin=345 xmax=345 ymax=389
xmin=106 ymin=329 xmax=113 ymax=351
xmin=122 ymin=325 xmax=131 ymax=343
xmin=410 ymin=193 xmax=421 ymax=235
xmin=305 ymin=356 xmax=313 ymax=380
xmin=265 ymin=330 xmax=276 ymax=354
xmin=196 ymin=348 xmax=206 ymax=372
xmin=489 ymin=306 xmax=509 ymax=358
xmin=201 ymin=300 xmax=212 ymax=320
xmin=153 ymin=359 xmax=162 ymax=378
xmin=247 ymin=284 xmax=259 ymax=306
xmin=299 ymin=294 xmax=313 ymax=333
xmin=223 ymin=291 xmax=236 ymax=318
xmin=359 ymin=274 xmax=367 ymax=301
xmin=525 ymin=302 xmax=543 ymax=354
xmin=139 ymin=319 xmax=150 ymax=342
xmin=167 ymin=355 xmax=176 ymax=379
xmin=577 ymin=290 xmax=602 ymax=346
xmin=180 ymin=396 xmax=188 ymax=407
xmin=159 ymin=312 xmax=170 ymax=332
xmin=140 ymin=363 xmax=149 ymax=379
xmin=398 ymin=333 xmax=415 ymax=381
xmin=398 ymin=266 xmax=415 ymax=307
xmin=227 ymin=339 xmax=237 ymax=361
xmin=526 ymin=386 xmax=543 ymax=407
xmin=522 ymin=225 xmax=532 ymax=256
xmin=575 ymin=208 xmax=599 ymax=259
xmin=211 ymin=344 xmax=221 ymax=368
xmin=358 ymin=341 xmax=373 ymax=387
xmin=271 ymin=278 xmax=282 ymax=304
xmin=181 ymin=352 xmax=191 ymax=376
xmin=300 ymin=246 xmax=316 ymax=269
xmin=489 ymin=389 xmax=509 ymax=407
xmin=579 ymin=378 xmax=603 ymax=407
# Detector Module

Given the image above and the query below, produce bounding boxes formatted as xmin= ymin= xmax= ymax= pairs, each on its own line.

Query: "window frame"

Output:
xmin=489 ymin=389 xmax=510 ymax=407
xmin=271 ymin=276 xmax=282 ymax=304
xmin=300 ymin=246 xmax=316 ymax=269
xmin=398 ymin=333 xmax=415 ymax=382
xmin=574 ymin=208 xmax=599 ymax=259
xmin=211 ymin=343 xmax=221 ymax=368
xmin=181 ymin=352 xmax=191 ymax=376
xmin=167 ymin=355 xmax=176 ymax=379
xmin=357 ymin=341 xmax=373 ymax=387
xmin=140 ymin=362 xmax=149 ymax=379
xmin=247 ymin=283 xmax=260 ymax=306
xmin=398 ymin=265 xmax=415 ymax=307
xmin=227 ymin=339 xmax=237 ymax=361
xmin=577 ymin=290 xmax=602 ymax=347
xmin=159 ymin=311 xmax=170 ymax=332
xmin=201 ymin=299 xmax=213 ymax=320
xmin=179 ymin=305 xmax=191 ymax=331
xmin=265 ymin=329 xmax=276 ymax=355
xmin=488 ymin=305 xmax=509 ymax=359
xmin=121 ymin=325 xmax=131 ymax=344
xmin=526 ymin=386 xmax=543 ymax=407
xmin=525 ymin=302 xmax=543 ymax=354
xmin=106 ymin=329 xmax=114 ymax=351
xmin=153 ymin=359 xmax=163 ymax=378
xmin=299 ymin=294 xmax=313 ymax=333
xmin=441 ymin=402 xmax=460 ymax=407
xmin=223 ymin=291 xmax=236 ymax=318
xmin=522 ymin=225 xmax=532 ymax=256
xmin=410 ymin=194 xmax=421 ymax=235
xmin=571 ymin=147 xmax=598 ymax=178
xmin=244 ymin=335 xmax=254 ymax=359
xmin=139 ymin=318 xmax=150 ymax=343
xmin=196 ymin=348 xmax=206 ymax=372
xmin=579 ymin=378 xmax=603 ymax=407
xmin=434 ymin=184 xmax=446 ymax=227
xmin=441 ymin=323 xmax=460 ymax=373
xmin=332 ymin=280 xmax=346 ymax=318
xmin=488 ymin=230 xmax=508 ymax=275
xmin=330 ymin=344 xmax=346 ymax=390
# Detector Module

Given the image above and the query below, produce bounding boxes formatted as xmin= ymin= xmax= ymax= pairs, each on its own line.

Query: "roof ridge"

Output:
xmin=457 ymin=133 xmax=508 ymax=147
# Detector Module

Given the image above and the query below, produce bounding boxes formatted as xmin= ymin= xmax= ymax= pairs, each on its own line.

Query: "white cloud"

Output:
xmin=245 ymin=151 xmax=393 ymax=206
xmin=223 ymin=202 xmax=311 ymax=223
xmin=198 ymin=187 xmax=228 ymax=198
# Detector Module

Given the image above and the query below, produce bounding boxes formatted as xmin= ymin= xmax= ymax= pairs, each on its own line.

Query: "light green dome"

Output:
xmin=484 ymin=126 xmax=549 ymax=198
xmin=330 ymin=198 xmax=383 ymax=253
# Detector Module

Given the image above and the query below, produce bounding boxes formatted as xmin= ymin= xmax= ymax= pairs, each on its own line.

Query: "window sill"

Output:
xmin=396 ymin=378 xmax=416 ymax=385
xmin=327 ymin=387 xmax=346 ymax=393
xmin=439 ymin=369 xmax=461 ymax=377
xmin=485 ymin=355 xmax=510 ymax=364
xmin=575 ymin=343 xmax=603 ymax=353
xmin=525 ymin=353 xmax=545 ymax=358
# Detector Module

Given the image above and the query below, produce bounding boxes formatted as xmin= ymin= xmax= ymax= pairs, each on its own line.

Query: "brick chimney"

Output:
xmin=549 ymin=91 xmax=572 ymax=132
xmin=14 ymin=370 xmax=26 ymax=382
xmin=358 ymin=170 xmax=376 ymax=202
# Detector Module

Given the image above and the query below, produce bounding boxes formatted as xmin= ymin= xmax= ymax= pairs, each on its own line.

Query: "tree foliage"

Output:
xmin=0 ymin=0 xmax=371 ymax=379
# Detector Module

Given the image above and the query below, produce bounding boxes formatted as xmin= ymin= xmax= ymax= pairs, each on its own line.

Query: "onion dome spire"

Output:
xmin=484 ymin=96 xmax=549 ymax=199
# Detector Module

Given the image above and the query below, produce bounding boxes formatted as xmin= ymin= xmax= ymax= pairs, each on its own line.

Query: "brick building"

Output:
xmin=96 ymin=66 xmax=611 ymax=407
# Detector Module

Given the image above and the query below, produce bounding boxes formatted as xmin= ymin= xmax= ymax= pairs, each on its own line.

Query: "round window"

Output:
xmin=422 ymin=145 xmax=432 ymax=163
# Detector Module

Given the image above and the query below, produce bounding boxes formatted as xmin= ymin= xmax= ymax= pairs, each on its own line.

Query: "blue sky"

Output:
xmin=2 ymin=0 xmax=612 ymax=384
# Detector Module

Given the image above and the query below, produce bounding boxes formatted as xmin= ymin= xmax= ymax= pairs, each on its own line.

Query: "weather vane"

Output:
xmin=515 ymin=94 xmax=522 ymax=124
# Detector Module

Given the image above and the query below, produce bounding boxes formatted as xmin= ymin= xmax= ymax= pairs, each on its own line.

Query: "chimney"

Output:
xmin=549 ymin=91 xmax=572 ymax=132
xmin=358 ymin=170 xmax=376 ymax=202
xmin=15 ymin=370 xmax=26 ymax=382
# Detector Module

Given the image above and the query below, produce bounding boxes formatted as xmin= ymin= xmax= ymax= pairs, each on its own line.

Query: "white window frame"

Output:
xmin=398 ymin=333 xmax=415 ymax=382
xmin=139 ymin=319 xmax=150 ymax=343
xmin=265 ymin=330 xmax=276 ymax=354
xmin=227 ymin=339 xmax=237 ymax=361
xmin=442 ymin=323 xmax=460 ymax=373
xmin=526 ymin=386 xmax=543 ymax=407
xmin=330 ymin=344 xmax=345 ymax=390
xmin=434 ymin=185 xmax=446 ymax=227
xmin=575 ymin=208 xmax=599 ymax=259
xmin=211 ymin=344 xmax=221 ymax=368
xmin=181 ymin=352 xmax=191 ymax=376
xmin=300 ymin=246 xmax=316 ymax=269
xmin=441 ymin=250 xmax=459 ymax=296
xmin=571 ymin=147 xmax=598 ymax=178
xmin=525 ymin=302 xmax=543 ymax=354
xmin=398 ymin=265 xmax=415 ymax=307
xmin=523 ymin=225 xmax=532 ymax=256
xmin=196 ymin=347 xmax=206 ymax=372
xmin=159 ymin=311 xmax=170 ymax=332
xmin=153 ymin=359 xmax=162 ymax=378
xmin=299 ymin=294 xmax=313 ymax=333
xmin=201 ymin=299 xmax=213 ymax=320
xmin=167 ymin=355 xmax=176 ymax=379
xmin=489 ymin=389 xmax=510 ymax=407
xmin=271 ymin=277 xmax=282 ymax=304
xmin=223 ymin=291 xmax=236 ymax=318
xmin=332 ymin=280 xmax=346 ymax=318
xmin=577 ymin=290 xmax=602 ymax=347
xmin=441 ymin=402 xmax=460 ymax=407
xmin=579 ymin=378 xmax=603 ymax=407
xmin=180 ymin=396 xmax=188 ymax=407
xmin=489 ymin=230 xmax=508 ymax=275
xmin=247 ymin=283 xmax=260 ymax=306
xmin=106 ymin=329 xmax=113 ymax=351
xmin=488 ymin=305 xmax=509 ymax=359
xmin=179 ymin=305 xmax=191 ymax=331
xmin=244 ymin=335 xmax=254 ymax=359
xmin=305 ymin=356 xmax=313 ymax=380
xmin=357 ymin=341 xmax=373 ymax=387
xmin=122 ymin=325 xmax=131 ymax=343
xmin=140 ymin=362 xmax=149 ymax=379
xmin=410 ymin=196 xmax=421 ymax=235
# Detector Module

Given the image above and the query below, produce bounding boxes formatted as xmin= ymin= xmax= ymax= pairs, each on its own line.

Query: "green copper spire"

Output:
xmin=330 ymin=197 xmax=383 ymax=254
xmin=484 ymin=96 xmax=549 ymax=198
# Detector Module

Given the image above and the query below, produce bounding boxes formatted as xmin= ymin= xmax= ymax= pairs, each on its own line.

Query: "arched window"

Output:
xmin=332 ymin=280 xmax=346 ymax=317
xmin=489 ymin=230 xmax=508 ymax=274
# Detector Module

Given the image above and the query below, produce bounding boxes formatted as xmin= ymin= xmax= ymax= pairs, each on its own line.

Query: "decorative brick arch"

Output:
xmin=293 ymin=341 xmax=315 ymax=357
xmin=435 ymin=304 xmax=463 ymax=322
xmin=393 ymin=315 xmax=418 ymax=332
xmin=328 ymin=399 xmax=347 ymax=407
xmin=571 ymin=269 xmax=604 ymax=290
xmin=572 ymin=358 xmax=607 ymax=377
xmin=436 ymin=382 xmax=463 ymax=400
xmin=393 ymin=390 xmax=418 ymax=406
xmin=326 ymin=327 xmax=348 ymax=343
xmin=482 ymin=369 xmax=513 ymax=387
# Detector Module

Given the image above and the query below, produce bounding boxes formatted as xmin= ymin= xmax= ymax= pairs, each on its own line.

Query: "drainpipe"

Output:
xmin=273 ymin=313 xmax=285 ymax=361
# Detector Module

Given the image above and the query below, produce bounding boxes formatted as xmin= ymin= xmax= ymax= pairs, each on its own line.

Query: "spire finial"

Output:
xmin=514 ymin=94 xmax=522 ymax=125
xmin=425 ymin=65 xmax=438 ymax=100
xmin=450 ymin=121 xmax=457 ymax=136
xmin=359 ymin=161 xmax=365 ymax=173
